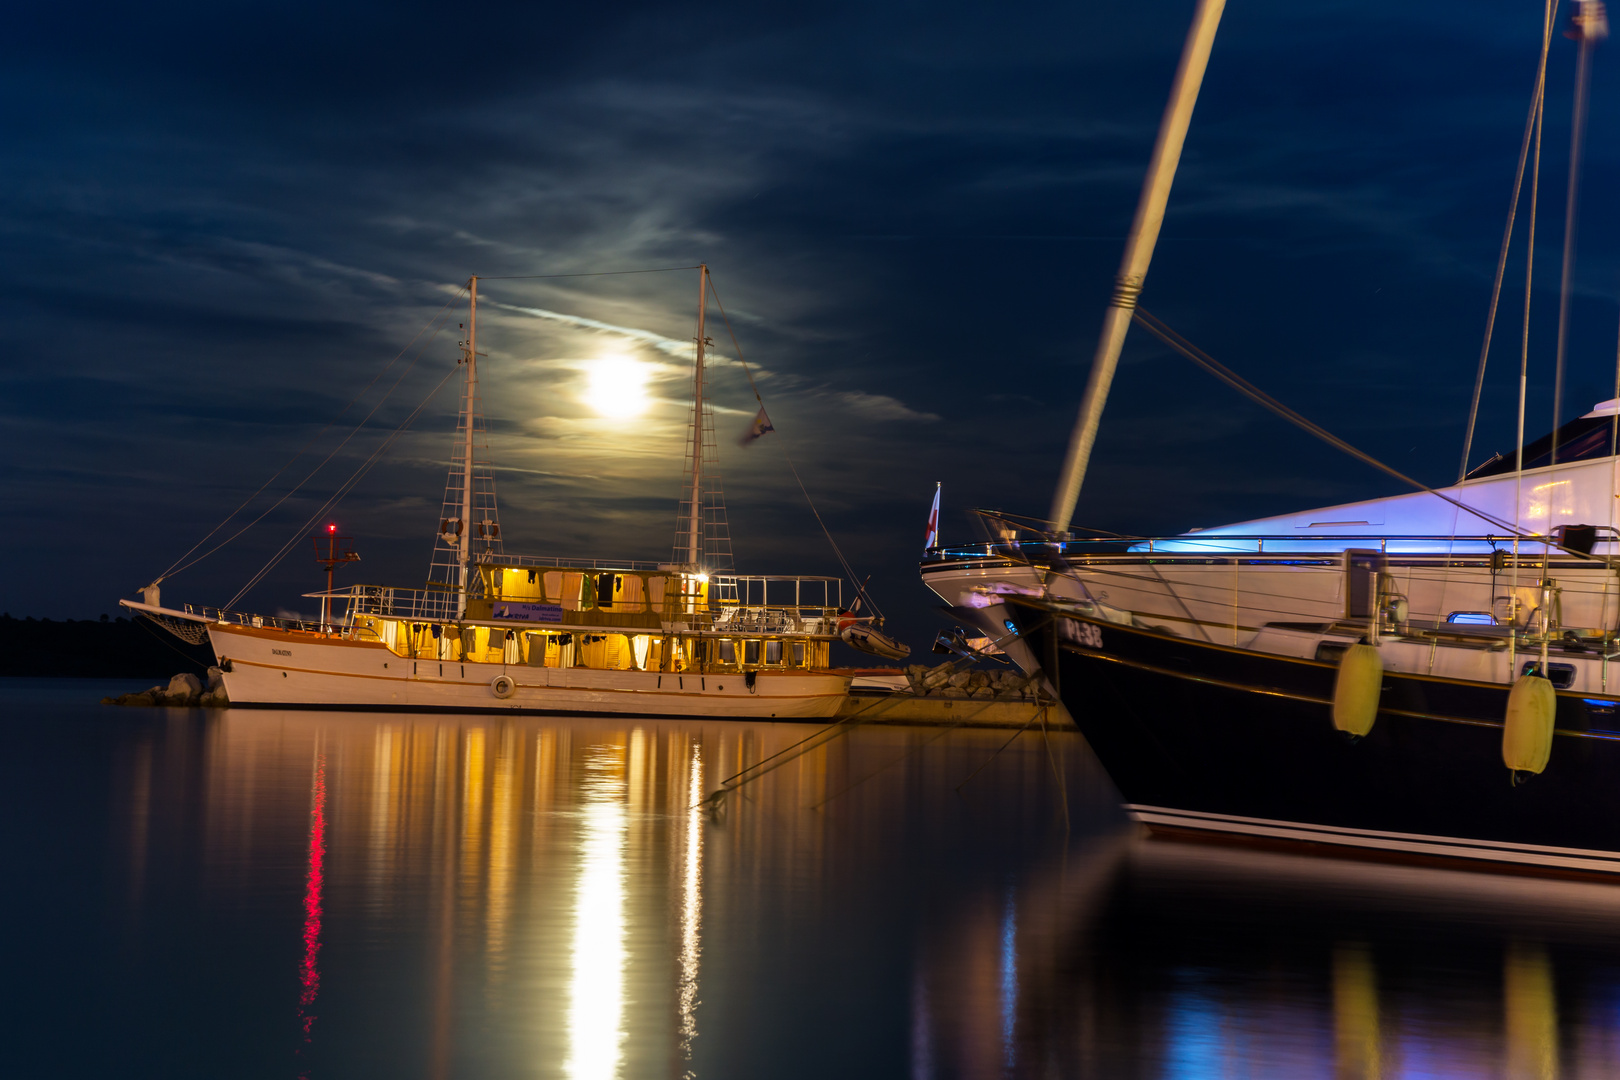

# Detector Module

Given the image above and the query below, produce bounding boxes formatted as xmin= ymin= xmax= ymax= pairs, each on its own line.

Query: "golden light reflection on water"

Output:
xmin=486 ymin=726 xmax=519 ymax=971
xmin=678 ymin=738 xmax=703 ymax=1075
xmin=566 ymin=742 xmax=629 ymax=1080
xmin=96 ymin=705 xmax=1620 ymax=1078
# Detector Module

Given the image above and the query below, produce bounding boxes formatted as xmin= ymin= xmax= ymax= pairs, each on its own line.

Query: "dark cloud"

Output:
xmin=2 ymin=1 xmax=1616 ymax=651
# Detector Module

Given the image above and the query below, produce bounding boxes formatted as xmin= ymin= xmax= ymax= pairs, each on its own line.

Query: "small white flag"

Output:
xmin=739 ymin=406 xmax=775 ymax=446
xmin=923 ymin=482 xmax=941 ymax=550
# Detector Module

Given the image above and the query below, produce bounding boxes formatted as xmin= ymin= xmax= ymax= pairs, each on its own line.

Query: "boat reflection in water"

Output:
xmin=68 ymin=699 xmax=1620 ymax=1077
xmin=913 ymin=835 xmax=1620 ymax=1078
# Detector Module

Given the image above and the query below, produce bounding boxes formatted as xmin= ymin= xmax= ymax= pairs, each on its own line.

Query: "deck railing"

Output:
xmin=308 ymin=580 xmax=844 ymax=637
xmin=925 ymin=533 xmax=1619 ymax=561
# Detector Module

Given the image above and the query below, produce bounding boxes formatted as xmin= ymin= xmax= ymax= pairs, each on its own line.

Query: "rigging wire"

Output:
xmin=1552 ymin=0 xmax=1606 ymax=461
xmin=154 ymin=289 xmax=467 ymax=584
xmin=180 ymin=301 xmax=459 ymax=585
xmin=479 ymin=266 xmax=699 ymax=281
xmin=1131 ymin=307 xmax=1562 ymax=545
xmin=704 ymin=274 xmax=884 ymax=619
xmin=226 ymin=360 xmax=463 ymax=608
xmin=1514 ymin=0 xmax=1558 ymax=668
xmin=1458 ymin=0 xmax=1560 ymax=481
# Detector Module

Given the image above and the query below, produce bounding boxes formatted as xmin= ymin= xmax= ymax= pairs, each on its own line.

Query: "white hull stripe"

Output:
xmin=1126 ymin=804 xmax=1620 ymax=875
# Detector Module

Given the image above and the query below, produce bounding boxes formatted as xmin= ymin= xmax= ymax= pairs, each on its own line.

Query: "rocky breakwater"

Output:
xmin=903 ymin=662 xmax=1041 ymax=702
xmin=103 ymin=667 xmax=230 ymax=708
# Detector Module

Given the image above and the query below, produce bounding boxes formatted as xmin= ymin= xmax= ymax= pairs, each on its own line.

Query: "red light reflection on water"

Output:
xmin=296 ymin=753 xmax=327 ymax=1062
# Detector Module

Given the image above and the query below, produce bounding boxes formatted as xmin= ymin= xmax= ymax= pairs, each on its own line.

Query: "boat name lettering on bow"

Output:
xmin=1059 ymin=621 xmax=1103 ymax=648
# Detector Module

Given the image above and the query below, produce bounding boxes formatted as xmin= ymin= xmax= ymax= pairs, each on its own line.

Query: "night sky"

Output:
xmin=6 ymin=1 xmax=1619 ymax=652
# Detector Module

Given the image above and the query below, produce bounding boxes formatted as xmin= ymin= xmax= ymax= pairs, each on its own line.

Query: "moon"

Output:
xmin=581 ymin=356 xmax=651 ymax=418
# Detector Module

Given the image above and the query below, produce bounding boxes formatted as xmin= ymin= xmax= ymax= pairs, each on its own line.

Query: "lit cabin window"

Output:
xmin=745 ymin=640 xmax=761 ymax=665
xmin=792 ymin=642 xmax=805 ymax=666
xmin=718 ymin=640 xmax=736 ymax=664
xmin=1447 ymin=612 xmax=1497 ymax=626
xmin=765 ymin=640 xmax=782 ymax=664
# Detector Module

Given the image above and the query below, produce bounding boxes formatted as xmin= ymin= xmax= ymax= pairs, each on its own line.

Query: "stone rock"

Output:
xmin=199 ymin=691 xmax=229 ymax=708
xmin=205 ymin=666 xmax=225 ymax=693
xmin=168 ymin=672 xmax=203 ymax=696
xmin=161 ymin=672 xmax=203 ymax=706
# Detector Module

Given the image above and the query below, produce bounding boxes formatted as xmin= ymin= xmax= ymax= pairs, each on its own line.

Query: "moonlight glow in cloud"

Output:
xmin=581 ymin=357 xmax=652 ymax=418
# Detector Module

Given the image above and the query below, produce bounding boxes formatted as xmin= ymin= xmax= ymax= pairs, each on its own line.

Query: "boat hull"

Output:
xmin=1010 ymin=600 xmax=1620 ymax=874
xmin=208 ymin=623 xmax=849 ymax=719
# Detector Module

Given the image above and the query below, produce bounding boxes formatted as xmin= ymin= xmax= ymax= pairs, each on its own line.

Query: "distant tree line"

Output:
xmin=0 ymin=614 xmax=215 ymax=678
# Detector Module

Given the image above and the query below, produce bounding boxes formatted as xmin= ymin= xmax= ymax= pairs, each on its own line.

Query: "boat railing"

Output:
xmin=925 ymin=533 xmax=1610 ymax=561
xmin=307 ymin=583 xmax=841 ymax=637
xmin=181 ymin=602 xmax=332 ymax=634
xmin=709 ymin=604 xmax=834 ymax=637
xmin=318 ymin=585 xmax=451 ymax=621
xmin=719 ymin=574 xmax=843 ymax=609
xmin=475 ymin=552 xmax=667 ymax=572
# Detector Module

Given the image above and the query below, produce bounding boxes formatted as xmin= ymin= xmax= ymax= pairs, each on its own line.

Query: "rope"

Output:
xmin=808 ymin=724 xmax=963 ymax=810
xmin=699 ymin=713 xmax=868 ymax=811
xmin=134 ymin=616 xmax=210 ymax=672
xmin=705 ymin=275 xmax=884 ymax=619
xmin=1131 ymin=308 xmax=1557 ymax=545
xmin=955 ymin=719 xmax=1039 ymax=795
xmin=156 ymin=290 xmax=466 ymax=582
xmin=1458 ymin=0 xmax=1559 ymax=481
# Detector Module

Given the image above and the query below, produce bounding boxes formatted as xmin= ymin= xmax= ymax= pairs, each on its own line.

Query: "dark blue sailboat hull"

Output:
xmin=1010 ymin=600 xmax=1620 ymax=875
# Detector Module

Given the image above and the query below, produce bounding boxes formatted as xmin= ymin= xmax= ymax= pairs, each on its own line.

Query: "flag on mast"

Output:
xmin=923 ymin=482 xmax=941 ymax=551
xmin=739 ymin=406 xmax=775 ymax=446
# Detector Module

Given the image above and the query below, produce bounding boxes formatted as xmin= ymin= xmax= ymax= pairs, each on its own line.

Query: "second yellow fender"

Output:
xmin=1503 ymin=674 xmax=1556 ymax=775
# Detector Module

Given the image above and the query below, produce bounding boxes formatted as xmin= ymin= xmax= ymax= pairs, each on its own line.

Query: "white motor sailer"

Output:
xmin=124 ymin=265 xmax=858 ymax=718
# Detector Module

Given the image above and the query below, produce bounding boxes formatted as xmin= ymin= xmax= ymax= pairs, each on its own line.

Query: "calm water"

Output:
xmin=9 ymin=679 xmax=1620 ymax=1078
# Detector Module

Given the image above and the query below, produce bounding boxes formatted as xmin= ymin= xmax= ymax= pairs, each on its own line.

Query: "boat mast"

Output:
xmin=686 ymin=264 xmax=708 ymax=568
xmin=1048 ymin=0 xmax=1226 ymax=534
xmin=459 ymin=276 xmax=478 ymax=617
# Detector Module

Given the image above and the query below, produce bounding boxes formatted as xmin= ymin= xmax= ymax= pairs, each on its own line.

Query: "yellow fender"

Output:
xmin=1503 ymin=674 xmax=1555 ymax=776
xmin=1332 ymin=643 xmax=1383 ymax=737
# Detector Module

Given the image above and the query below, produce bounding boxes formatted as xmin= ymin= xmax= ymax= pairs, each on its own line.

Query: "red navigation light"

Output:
xmin=327 ymin=523 xmax=336 ymax=533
